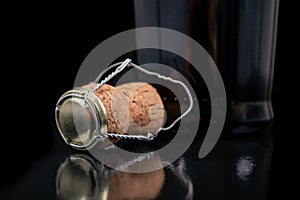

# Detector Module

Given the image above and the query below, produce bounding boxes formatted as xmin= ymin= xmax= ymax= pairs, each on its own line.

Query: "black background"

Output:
xmin=1 ymin=1 xmax=297 ymax=199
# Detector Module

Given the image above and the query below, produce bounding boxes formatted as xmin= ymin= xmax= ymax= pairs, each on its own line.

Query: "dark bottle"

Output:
xmin=134 ymin=0 xmax=279 ymax=132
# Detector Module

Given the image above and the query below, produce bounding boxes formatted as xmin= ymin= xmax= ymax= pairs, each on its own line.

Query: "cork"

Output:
xmin=85 ymin=82 xmax=165 ymax=144
xmin=93 ymin=84 xmax=124 ymax=134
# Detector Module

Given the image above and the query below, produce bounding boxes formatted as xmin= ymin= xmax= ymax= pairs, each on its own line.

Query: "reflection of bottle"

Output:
xmin=188 ymin=126 xmax=274 ymax=199
xmin=134 ymin=0 xmax=279 ymax=131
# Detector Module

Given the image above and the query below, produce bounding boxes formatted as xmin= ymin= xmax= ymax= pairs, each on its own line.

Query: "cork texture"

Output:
xmin=93 ymin=84 xmax=125 ymax=135
xmin=84 ymin=82 xmax=164 ymax=144
xmin=111 ymin=82 xmax=165 ymax=135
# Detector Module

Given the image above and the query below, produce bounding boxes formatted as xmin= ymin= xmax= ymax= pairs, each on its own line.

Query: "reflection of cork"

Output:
xmin=87 ymin=82 xmax=164 ymax=144
xmin=108 ymin=168 xmax=165 ymax=199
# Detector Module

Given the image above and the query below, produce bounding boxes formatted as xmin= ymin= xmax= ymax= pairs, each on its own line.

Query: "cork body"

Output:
xmin=91 ymin=82 xmax=165 ymax=141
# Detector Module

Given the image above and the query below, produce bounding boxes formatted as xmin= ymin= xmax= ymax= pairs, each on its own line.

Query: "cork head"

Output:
xmin=55 ymin=88 xmax=108 ymax=149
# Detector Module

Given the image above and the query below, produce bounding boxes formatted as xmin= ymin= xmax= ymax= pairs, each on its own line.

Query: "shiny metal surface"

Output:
xmin=55 ymin=87 xmax=108 ymax=149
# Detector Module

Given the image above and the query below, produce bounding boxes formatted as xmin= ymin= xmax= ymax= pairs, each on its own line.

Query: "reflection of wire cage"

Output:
xmin=56 ymin=153 xmax=194 ymax=200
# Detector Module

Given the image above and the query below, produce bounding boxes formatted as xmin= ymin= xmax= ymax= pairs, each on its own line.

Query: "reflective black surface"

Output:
xmin=1 ymin=124 xmax=273 ymax=200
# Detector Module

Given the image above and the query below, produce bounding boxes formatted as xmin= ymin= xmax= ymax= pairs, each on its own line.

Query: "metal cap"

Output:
xmin=55 ymin=88 xmax=107 ymax=149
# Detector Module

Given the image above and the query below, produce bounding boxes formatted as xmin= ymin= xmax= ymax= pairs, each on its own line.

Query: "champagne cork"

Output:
xmin=56 ymin=82 xmax=165 ymax=149
xmin=55 ymin=59 xmax=191 ymax=150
